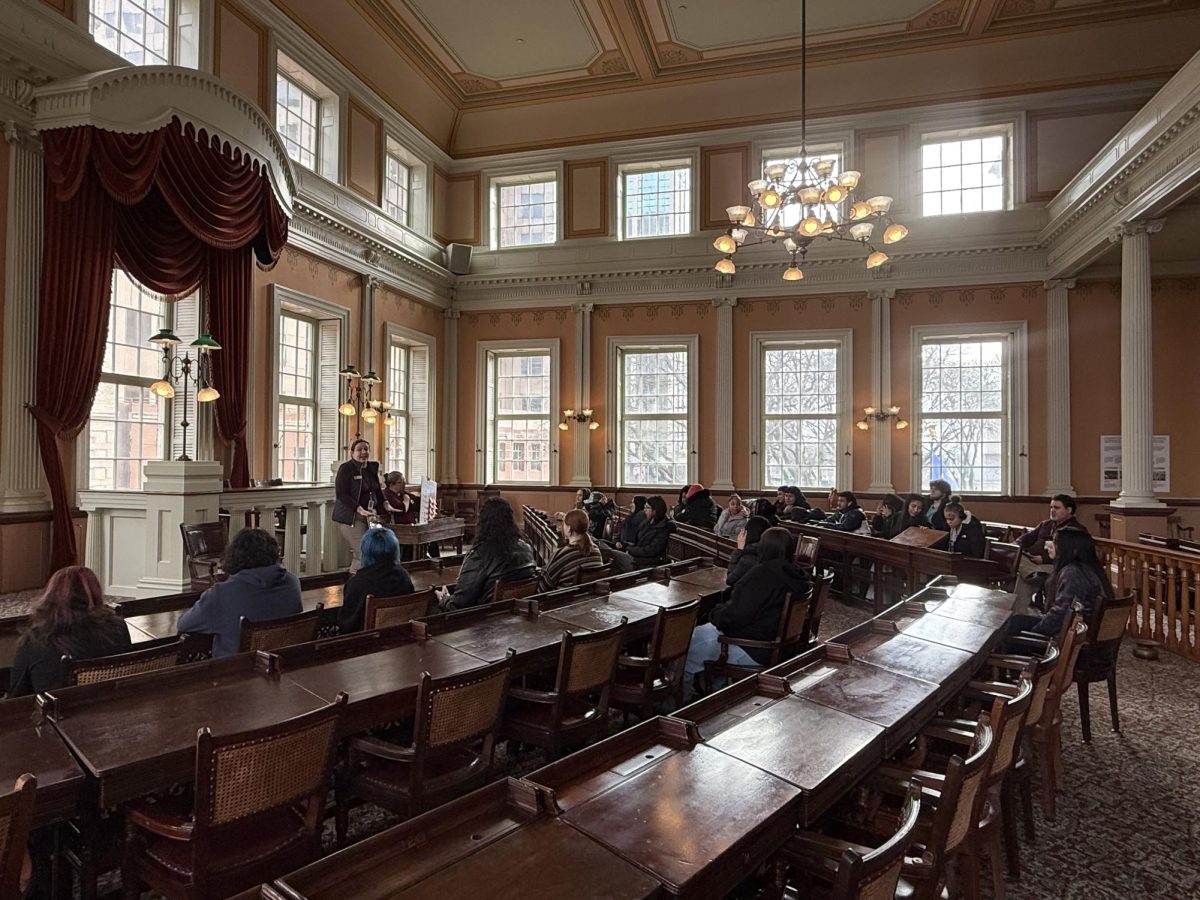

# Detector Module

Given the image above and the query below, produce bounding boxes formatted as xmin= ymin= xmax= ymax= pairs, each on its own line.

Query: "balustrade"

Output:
xmin=1096 ymin=538 xmax=1199 ymax=660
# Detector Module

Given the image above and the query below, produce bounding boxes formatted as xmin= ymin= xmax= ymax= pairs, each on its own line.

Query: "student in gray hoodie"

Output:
xmin=177 ymin=528 xmax=303 ymax=657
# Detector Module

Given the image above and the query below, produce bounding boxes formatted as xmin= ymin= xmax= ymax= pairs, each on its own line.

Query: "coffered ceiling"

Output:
xmin=269 ymin=0 xmax=1200 ymax=153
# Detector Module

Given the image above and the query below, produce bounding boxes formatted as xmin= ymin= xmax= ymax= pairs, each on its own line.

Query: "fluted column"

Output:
xmin=1110 ymin=220 xmax=1165 ymax=508
xmin=359 ymin=274 xmax=378 ymax=371
xmin=711 ymin=298 xmax=737 ymax=491
xmin=867 ymin=289 xmax=895 ymax=494
xmin=567 ymin=302 xmax=593 ymax=488
xmin=1 ymin=122 xmax=47 ymax=511
xmin=440 ymin=309 xmax=460 ymax=483
xmin=1043 ymin=279 xmax=1076 ymax=496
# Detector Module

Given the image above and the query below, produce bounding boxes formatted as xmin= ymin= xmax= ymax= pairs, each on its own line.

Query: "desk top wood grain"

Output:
xmin=542 ymin=595 xmax=659 ymax=633
xmin=668 ymin=567 xmax=729 ymax=595
xmin=408 ymin=565 xmax=461 ymax=593
xmin=429 ymin=613 xmax=593 ymax=663
xmin=608 ymin=580 xmax=705 ymax=609
xmin=0 ymin=695 xmax=84 ymax=827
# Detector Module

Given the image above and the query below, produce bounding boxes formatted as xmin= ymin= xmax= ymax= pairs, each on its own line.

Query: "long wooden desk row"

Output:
xmin=255 ymin=577 xmax=1018 ymax=900
xmin=521 ymin=505 xmax=564 ymax=567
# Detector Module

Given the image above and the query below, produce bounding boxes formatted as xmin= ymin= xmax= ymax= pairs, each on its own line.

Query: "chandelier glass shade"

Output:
xmin=714 ymin=0 xmax=907 ymax=282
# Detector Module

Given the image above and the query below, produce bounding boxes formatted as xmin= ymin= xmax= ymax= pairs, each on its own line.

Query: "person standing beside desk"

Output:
xmin=333 ymin=439 xmax=385 ymax=574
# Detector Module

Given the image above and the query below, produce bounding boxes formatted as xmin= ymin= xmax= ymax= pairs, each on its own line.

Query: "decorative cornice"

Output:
xmin=1106 ymin=218 xmax=1167 ymax=242
xmin=1043 ymin=278 xmax=1076 ymax=292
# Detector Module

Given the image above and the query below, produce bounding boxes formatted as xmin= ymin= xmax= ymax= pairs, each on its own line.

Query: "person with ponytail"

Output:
xmin=538 ymin=508 xmax=605 ymax=590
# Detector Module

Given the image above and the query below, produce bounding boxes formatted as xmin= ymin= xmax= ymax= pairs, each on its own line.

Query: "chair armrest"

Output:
xmin=1006 ymin=633 xmax=1051 ymax=652
xmin=717 ymin=634 xmax=776 ymax=650
xmin=985 ymin=654 xmax=1038 ymax=673
xmin=921 ymin=717 xmax=977 ymax=746
xmin=507 ymin=685 xmax=559 ymax=704
xmin=617 ymin=654 xmax=653 ymax=669
xmin=784 ymin=830 xmax=874 ymax=862
xmin=351 ymin=734 xmax=416 ymax=762
xmin=126 ymin=801 xmax=195 ymax=841
xmin=875 ymin=764 xmax=946 ymax=795
xmin=961 ymin=679 xmax=1019 ymax=703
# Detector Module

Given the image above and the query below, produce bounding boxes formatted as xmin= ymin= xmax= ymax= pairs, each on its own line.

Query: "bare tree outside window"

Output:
xmin=619 ymin=349 xmax=688 ymax=486
xmin=762 ymin=345 xmax=840 ymax=488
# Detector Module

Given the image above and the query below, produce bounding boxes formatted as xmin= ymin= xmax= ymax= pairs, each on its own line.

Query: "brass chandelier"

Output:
xmin=713 ymin=0 xmax=908 ymax=281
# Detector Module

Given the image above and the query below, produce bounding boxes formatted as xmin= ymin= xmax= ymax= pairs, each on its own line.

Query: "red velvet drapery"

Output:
xmin=32 ymin=120 xmax=288 ymax=569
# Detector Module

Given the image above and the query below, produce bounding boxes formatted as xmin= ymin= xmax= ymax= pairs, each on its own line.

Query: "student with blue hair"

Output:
xmin=339 ymin=524 xmax=415 ymax=632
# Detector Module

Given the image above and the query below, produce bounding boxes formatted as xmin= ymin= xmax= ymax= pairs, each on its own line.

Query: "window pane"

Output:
xmin=88 ymin=382 xmax=165 ymax=490
xmin=919 ymin=132 xmax=1008 ymax=217
xmin=386 ymin=343 xmax=409 ymax=473
xmin=489 ymin=352 xmax=552 ymax=483
xmin=497 ymin=178 xmax=557 ymax=248
xmin=761 ymin=149 xmax=842 ymax=229
xmin=622 ymin=165 xmax=691 ymax=238
xmin=623 ymin=418 xmax=688 ymax=487
xmin=276 ymin=73 xmax=320 ymax=171
xmin=278 ymin=402 xmax=314 ymax=483
xmin=278 ymin=313 xmax=315 ymax=401
xmin=105 ymin=270 xmax=166 ymax=379
xmin=384 ymin=154 xmax=411 ymax=224
xmin=762 ymin=346 xmax=839 ymax=489
xmin=90 ymin=0 xmax=171 ymax=65
xmin=620 ymin=348 xmax=689 ymax=485
xmin=495 ymin=419 xmax=550 ymax=483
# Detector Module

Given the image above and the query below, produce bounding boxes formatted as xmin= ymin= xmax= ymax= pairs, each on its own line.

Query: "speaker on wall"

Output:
xmin=446 ymin=243 xmax=473 ymax=275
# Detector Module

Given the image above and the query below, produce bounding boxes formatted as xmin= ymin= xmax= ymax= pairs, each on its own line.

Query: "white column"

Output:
xmin=360 ymin=274 xmax=378 ymax=372
xmin=1110 ymin=220 xmax=1165 ymax=508
xmin=0 ymin=123 xmax=47 ymax=511
xmin=282 ymin=502 xmax=302 ymax=572
xmin=305 ymin=499 xmax=325 ymax=575
xmin=441 ymin=309 xmax=460 ymax=483
xmin=1043 ymin=279 xmax=1076 ymax=496
xmin=867 ymin=289 xmax=895 ymax=494
xmin=567 ymin=302 xmax=593 ymax=488
xmin=711 ymin=298 xmax=737 ymax=491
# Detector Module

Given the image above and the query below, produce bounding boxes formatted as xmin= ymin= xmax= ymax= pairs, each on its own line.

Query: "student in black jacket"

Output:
xmin=724 ymin=515 xmax=771 ymax=587
xmin=821 ymin=491 xmax=867 ymax=533
xmin=674 ymin=484 xmax=720 ymax=530
xmin=436 ymin=499 xmax=536 ymax=610
xmin=900 ymin=494 xmax=931 ymax=530
xmin=927 ymin=479 xmax=953 ymax=531
xmin=934 ymin=499 xmax=987 ymax=558
xmin=620 ymin=496 xmax=649 ymax=545
xmin=7 ymin=566 xmax=131 ymax=697
xmin=684 ymin=527 xmax=812 ymax=688
xmin=339 ymin=525 xmax=416 ymax=632
xmin=610 ymin=496 xmax=675 ymax=572
xmin=752 ymin=498 xmax=780 ymax=527
xmin=870 ymin=494 xmax=907 ymax=540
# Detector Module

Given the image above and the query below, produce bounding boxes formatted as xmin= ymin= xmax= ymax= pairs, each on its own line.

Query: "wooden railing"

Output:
xmin=1096 ymin=537 xmax=1200 ymax=661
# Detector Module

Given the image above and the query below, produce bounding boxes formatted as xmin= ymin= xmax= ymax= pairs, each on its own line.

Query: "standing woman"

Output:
xmin=333 ymin=439 xmax=384 ymax=574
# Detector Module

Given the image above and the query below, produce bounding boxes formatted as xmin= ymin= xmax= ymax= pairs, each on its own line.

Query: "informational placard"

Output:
xmin=419 ymin=479 xmax=438 ymax=524
xmin=1099 ymin=435 xmax=1169 ymax=493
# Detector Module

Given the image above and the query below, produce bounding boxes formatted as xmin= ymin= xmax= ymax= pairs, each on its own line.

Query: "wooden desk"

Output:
xmin=408 ymin=564 xmax=461 ymax=593
xmin=607 ymin=580 xmax=708 ymax=610
xmin=529 ymin=718 xmax=801 ymax=900
xmin=413 ymin=605 xmax=595 ymax=673
xmin=264 ymin=779 xmax=661 ymax=900
xmin=388 ymin=517 xmax=466 ymax=558
xmin=833 ymin=622 xmax=976 ymax=708
xmin=669 ymin=674 xmax=793 ymax=740
xmin=121 ymin=585 xmax=339 ymax=642
xmin=42 ymin=654 xmax=328 ymax=807
xmin=539 ymin=594 xmax=659 ymax=634
xmin=669 ymin=566 xmax=729 ymax=595
xmin=876 ymin=602 xmax=998 ymax=661
xmin=0 ymin=696 xmax=84 ymax=828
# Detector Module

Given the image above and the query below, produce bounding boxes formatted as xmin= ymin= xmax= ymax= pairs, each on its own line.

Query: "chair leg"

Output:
xmin=1077 ymin=681 xmax=1092 ymax=743
xmin=987 ymin=825 xmax=1007 ymax=900
xmin=1018 ymin=768 xmax=1036 ymax=844
xmin=1106 ymin=671 xmax=1120 ymax=733
xmin=957 ymin=846 xmax=981 ymax=900
xmin=334 ymin=774 xmax=350 ymax=849
xmin=1000 ymin=782 xmax=1021 ymax=880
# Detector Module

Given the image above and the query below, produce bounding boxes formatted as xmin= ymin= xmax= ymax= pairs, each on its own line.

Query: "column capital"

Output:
xmin=2 ymin=121 xmax=39 ymax=150
xmin=1043 ymin=278 xmax=1076 ymax=292
xmin=443 ymin=308 xmax=462 ymax=320
xmin=867 ymin=288 xmax=895 ymax=302
xmin=572 ymin=301 xmax=594 ymax=315
xmin=711 ymin=297 xmax=739 ymax=310
xmin=359 ymin=272 xmax=380 ymax=290
xmin=1108 ymin=218 xmax=1166 ymax=243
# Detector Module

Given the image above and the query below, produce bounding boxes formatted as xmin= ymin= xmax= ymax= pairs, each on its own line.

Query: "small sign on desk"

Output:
xmin=890 ymin=526 xmax=946 ymax=548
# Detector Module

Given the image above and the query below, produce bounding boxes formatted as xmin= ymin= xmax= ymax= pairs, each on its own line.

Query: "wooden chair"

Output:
xmin=236 ymin=607 xmax=323 ymax=654
xmin=611 ymin=600 xmax=700 ymax=723
xmin=501 ymin=622 xmax=626 ymax=759
xmin=802 ymin=570 xmax=835 ymax=645
xmin=455 ymin=500 xmax=478 ymax=542
xmin=702 ymin=584 xmax=814 ymax=690
xmin=0 ymin=774 xmax=36 ymax=900
xmin=121 ymin=696 xmax=345 ymax=900
xmin=179 ymin=522 xmax=226 ymax=585
xmin=985 ymin=541 xmax=1022 ymax=592
xmin=363 ymin=589 xmax=437 ymax=630
xmin=1022 ymin=616 xmax=1087 ymax=820
xmin=767 ymin=780 xmax=922 ymax=900
xmin=491 ymin=576 xmax=539 ymax=604
xmin=1073 ymin=592 xmax=1135 ymax=742
xmin=577 ymin=560 xmax=612 ymax=584
xmin=795 ymin=534 xmax=821 ymax=568
xmin=335 ymin=656 xmax=513 ymax=845
xmin=63 ymin=638 xmax=184 ymax=686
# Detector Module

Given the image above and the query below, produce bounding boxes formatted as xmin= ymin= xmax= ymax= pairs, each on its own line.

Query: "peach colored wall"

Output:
xmin=700 ymin=144 xmax=749 ymax=230
xmin=1150 ymin=280 xmax=1200 ymax=497
xmin=887 ymin=284 xmax=1049 ymax=496
xmin=564 ymin=159 xmax=608 ymax=239
xmin=432 ymin=170 xmax=481 ymax=246
xmin=589 ymin=303 xmax=720 ymax=486
xmin=456 ymin=308 xmax=576 ymax=484
xmin=347 ymin=100 xmax=381 ymax=203
xmin=731 ymin=294 xmax=874 ymax=490
xmin=1029 ymin=108 xmax=1140 ymax=200
xmin=214 ymin=0 xmax=269 ymax=109
xmin=0 ymin=138 xmax=8 ymax=444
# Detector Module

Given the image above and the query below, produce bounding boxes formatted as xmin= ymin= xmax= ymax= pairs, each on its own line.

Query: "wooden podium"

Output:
xmin=387 ymin=517 xmax=467 ymax=558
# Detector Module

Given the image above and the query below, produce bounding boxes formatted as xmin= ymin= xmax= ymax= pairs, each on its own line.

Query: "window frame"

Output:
xmin=275 ymin=51 xmax=340 ymax=182
xmin=616 ymin=157 xmax=695 ymax=241
xmin=276 ymin=310 xmax=319 ymax=484
xmin=605 ymin=334 xmax=698 ymax=489
xmin=918 ymin=124 xmax=1015 ymax=218
xmin=474 ymin=339 xmax=560 ymax=486
xmin=758 ymin=142 xmax=846 ymax=230
xmin=82 ymin=0 xmax=202 ymax=68
xmin=488 ymin=170 xmax=560 ymax=250
xmin=383 ymin=148 xmax=412 ymax=226
xmin=384 ymin=322 xmax=438 ymax=484
xmin=909 ymin=321 xmax=1029 ymax=497
xmin=749 ymin=330 xmax=854 ymax=493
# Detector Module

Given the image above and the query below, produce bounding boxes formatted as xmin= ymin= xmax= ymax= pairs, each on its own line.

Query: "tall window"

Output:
xmin=761 ymin=344 xmax=840 ymax=489
xmin=762 ymin=146 xmax=842 ymax=229
xmin=920 ymin=129 xmax=1009 ymax=216
xmin=384 ymin=152 xmax=411 ymax=225
xmin=385 ymin=338 xmax=432 ymax=483
xmin=493 ymin=174 xmax=557 ymax=248
xmin=278 ymin=312 xmax=317 ymax=482
xmin=88 ymin=272 xmax=169 ymax=490
xmin=617 ymin=347 xmax=690 ymax=487
xmin=620 ymin=162 xmax=691 ymax=239
xmin=486 ymin=352 xmax=551 ymax=483
xmin=918 ymin=337 xmax=1007 ymax=493
xmin=276 ymin=73 xmax=320 ymax=172
xmin=386 ymin=344 xmax=409 ymax=477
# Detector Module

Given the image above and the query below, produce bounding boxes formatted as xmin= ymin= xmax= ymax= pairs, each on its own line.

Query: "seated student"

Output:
xmin=773 ymin=486 xmax=791 ymax=520
xmin=1014 ymin=494 xmax=1086 ymax=610
xmin=383 ymin=471 xmax=419 ymax=525
xmin=7 ymin=566 xmax=132 ymax=697
xmin=1009 ymin=527 xmax=1112 ymax=637
xmin=781 ymin=486 xmax=817 ymax=523
xmin=725 ymin=515 xmax=771 ymax=587
xmin=585 ymin=491 xmax=615 ymax=540
xmin=870 ymin=494 xmax=907 ymax=540
xmin=177 ymin=528 xmax=302 ymax=657
xmin=684 ymin=527 xmax=812 ymax=690
xmin=620 ymin=495 xmax=649 ymax=545
xmin=899 ymin=494 xmax=931 ymax=530
xmin=933 ymin=499 xmax=987 ymax=557
xmin=674 ymin=483 xmax=720 ymax=530
xmin=339 ymin=526 xmax=415 ymax=632
xmin=926 ymin=479 xmax=953 ymax=531
xmin=436 ymin=498 xmax=536 ymax=611
xmin=539 ymin=509 xmax=605 ymax=591
xmin=752 ymin=497 xmax=780 ymax=527
xmin=820 ymin=491 xmax=869 ymax=533
xmin=715 ymin=494 xmax=750 ymax=540
xmin=671 ymin=485 xmax=690 ymax=520
xmin=609 ymin=496 xmax=675 ymax=573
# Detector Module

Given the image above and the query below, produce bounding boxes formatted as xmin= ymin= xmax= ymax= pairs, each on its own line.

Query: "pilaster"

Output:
xmin=567 ymin=302 xmax=593 ymax=488
xmin=711 ymin=298 xmax=737 ymax=491
xmin=867 ymin=289 xmax=895 ymax=494
xmin=440 ymin=309 xmax=460 ymax=483
xmin=1043 ymin=279 xmax=1075 ymax=496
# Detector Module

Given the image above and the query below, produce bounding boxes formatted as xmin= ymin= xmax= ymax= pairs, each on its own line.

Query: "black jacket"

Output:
xmin=824 ymin=505 xmax=867 ymax=533
xmin=870 ymin=512 xmax=907 ymax=540
xmin=620 ymin=510 xmax=647 ymax=546
xmin=724 ymin=545 xmax=760 ymax=587
xmin=333 ymin=460 xmax=384 ymax=526
xmin=927 ymin=499 xmax=950 ymax=532
xmin=626 ymin=517 xmax=676 ymax=564
xmin=899 ymin=511 xmax=930 ymax=531
xmin=934 ymin=514 xmax=987 ymax=558
xmin=1038 ymin=563 xmax=1107 ymax=637
xmin=441 ymin=539 xmax=536 ymax=610
xmin=711 ymin=558 xmax=812 ymax=664
xmin=8 ymin=615 xmax=132 ymax=697
xmin=586 ymin=500 xmax=615 ymax=540
xmin=339 ymin=561 xmax=416 ymax=632
xmin=674 ymin=490 xmax=720 ymax=530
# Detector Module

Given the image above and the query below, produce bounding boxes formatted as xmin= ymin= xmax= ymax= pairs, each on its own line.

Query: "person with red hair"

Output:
xmin=7 ymin=566 xmax=131 ymax=696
